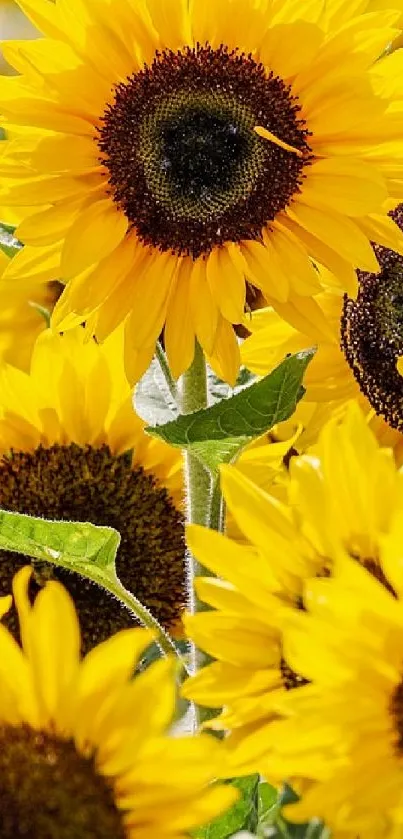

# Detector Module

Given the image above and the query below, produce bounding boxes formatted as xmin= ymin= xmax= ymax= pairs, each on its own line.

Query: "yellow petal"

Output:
xmin=164 ymin=259 xmax=195 ymax=379
xmin=61 ymin=198 xmax=129 ymax=278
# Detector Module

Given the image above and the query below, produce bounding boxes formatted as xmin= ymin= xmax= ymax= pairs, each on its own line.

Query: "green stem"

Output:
xmin=155 ymin=341 xmax=179 ymax=406
xmin=111 ymin=576 xmax=185 ymax=664
xmin=181 ymin=344 xmax=223 ymax=730
xmin=209 ymin=478 xmax=225 ymax=532
xmin=181 ymin=341 xmax=211 ymax=575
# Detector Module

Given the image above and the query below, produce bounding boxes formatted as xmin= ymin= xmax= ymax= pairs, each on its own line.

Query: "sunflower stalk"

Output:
xmin=180 ymin=342 xmax=224 ymax=730
xmin=181 ymin=341 xmax=211 ymax=577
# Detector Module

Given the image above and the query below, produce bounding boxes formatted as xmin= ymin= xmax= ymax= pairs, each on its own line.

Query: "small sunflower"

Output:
xmin=266 ymin=553 xmax=403 ymax=837
xmin=0 ymin=324 xmax=185 ymax=651
xmin=1 ymin=1 xmax=403 ymax=383
xmin=182 ymin=404 xmax=403 ymax=771
xmin=241 ymin=202 xmax=403 ymax=464
xmin=0 ymin=565 xmax=236 ymax=839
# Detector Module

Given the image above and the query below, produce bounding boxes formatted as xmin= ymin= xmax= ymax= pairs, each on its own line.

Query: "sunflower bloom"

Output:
xmin=265 ymin=552 xmax=403 ymax=837
xmin=0 ymin=2 xmax=403 ymax=382
xmin=182 ymin=404 xmax=403 ymax=771
xmin=0 ymin=324 xmax=185 ymax=650
xmin=241 ymin=202 xmax=403 ymax=463
xmin=0 ymin=565 xmax=236 ymax=838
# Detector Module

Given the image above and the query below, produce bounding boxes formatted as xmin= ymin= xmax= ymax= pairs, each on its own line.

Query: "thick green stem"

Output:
xmin=181 ymin=344 xmax=222 ymax=731
xmin=181 ymin=342 xmax=211 ymax=584
xmin=210 ymin=478 xmax=225 ymax=532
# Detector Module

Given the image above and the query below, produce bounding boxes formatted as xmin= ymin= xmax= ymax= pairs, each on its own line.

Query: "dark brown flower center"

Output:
xmin=98 ymin=43 xmax=311 ymax=258
xmin=341 ymin=204 xmax=403 ymax=432
xmin=0 ymin=724 xmax=126 ymax=838
xmin=0 ymin=443 xmax=186 ymax=653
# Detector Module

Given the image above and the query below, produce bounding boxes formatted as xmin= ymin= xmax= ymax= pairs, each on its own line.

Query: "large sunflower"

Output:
xmin=265 ymin=554 xmax=403 ymax=837
xmin=182 ymin=405 xmax=403 ymax=771
xmin=0 ymin=565 xmax=236 ymax=838
xmin=0 ymin=2 xmax=403 ymax=383
xmin=0 ymin=324 xmax=185 ymax=651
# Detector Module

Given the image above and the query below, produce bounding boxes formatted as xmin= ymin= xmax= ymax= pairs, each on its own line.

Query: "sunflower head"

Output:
xmin=2 ymin=0 xmax=403 ymax=383
xmin=0 ymin=565 xmax=237 ymax=838
xmin=97 ymin=42 xmax=310 ymax=259
xmin=0 ymin=325 xmax=186 ymax=650
xmin=341 ymin=205 xmax=403 ymax=432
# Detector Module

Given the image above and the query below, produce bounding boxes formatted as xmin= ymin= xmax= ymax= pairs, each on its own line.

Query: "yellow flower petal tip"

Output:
xmin=254 ymin=125 xmax=304 ymax=157
xmin=0 ymin=594 xmax=12 ymax=619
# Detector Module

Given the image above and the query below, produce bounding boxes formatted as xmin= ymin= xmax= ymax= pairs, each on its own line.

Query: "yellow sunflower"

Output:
xmin=182 ymin=404 xmax=403 ymax=772
xmin=264 ymin=552 xmax=403 ymax=837
xmin=0 ymin=323 xmax=185 ymax=650
xmin=0 ymin=564 xmax=236 ymax=838
xmin=0 ymin=2 xmax=403 ymax=383
xmin=241 ymin=202 xmax=403 ymax=465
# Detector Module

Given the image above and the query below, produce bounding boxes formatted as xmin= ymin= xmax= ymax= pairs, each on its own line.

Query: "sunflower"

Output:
xmin=0 ymin=2 xmax=402 ymax=383
xmin=263 ymin=552 xmax=403 ymax=837
xmin=0 ymin=324 xmax=185 ymax=652
xmin=241 ymin=202 xmax=403 ymax=464
xmin=182 ymin=404 xmax=403 ymax=771
xmin=0 ymin=564 xmax=236 ymax=838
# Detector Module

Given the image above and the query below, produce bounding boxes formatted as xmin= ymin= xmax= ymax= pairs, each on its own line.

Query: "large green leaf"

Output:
xmin=147 ymin=349 xmax=315 ymax=448
xmin=0 ymin=508 xmax=119 ymax=577
xmin=0 ymin=508 xmax=182 ymax=662
xmin=194 ymin=775 xmax=260 ymax=839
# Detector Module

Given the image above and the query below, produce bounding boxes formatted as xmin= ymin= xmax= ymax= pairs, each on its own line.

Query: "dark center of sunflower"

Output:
xmin=97 ymin=44 xmax=311 ymax=258
xmin=341 ymin=204 xmax=403 ymax=432
xmin=0 ymin=443 xmax=185 ymax=654
xmin=0 ymin=724 xmax=125 ymax=838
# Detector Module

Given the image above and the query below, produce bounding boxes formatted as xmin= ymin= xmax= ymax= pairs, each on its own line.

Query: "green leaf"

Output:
xmin=0 ymin=222 xmax=22 ymax=259
xmin=257 ymin=785 xmax=331 ymax=839
xmin=194 ymin=775 xmax=260 ymax=839
xmin=207 ymin=365 xmax=258 ymax=405
xmin=0 ymin=508 xmax=119 ymax=576
xmin=147 ymin=349 xmax=315 ymax=448
xmin=258 ymin=782 xmax=281 ymax=827
xmin=0 ymin=508 xmax=185 ymax=664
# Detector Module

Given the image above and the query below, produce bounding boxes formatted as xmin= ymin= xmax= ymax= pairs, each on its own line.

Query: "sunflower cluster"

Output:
xmin=2 ymin=0 xmax=403 ymax=836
